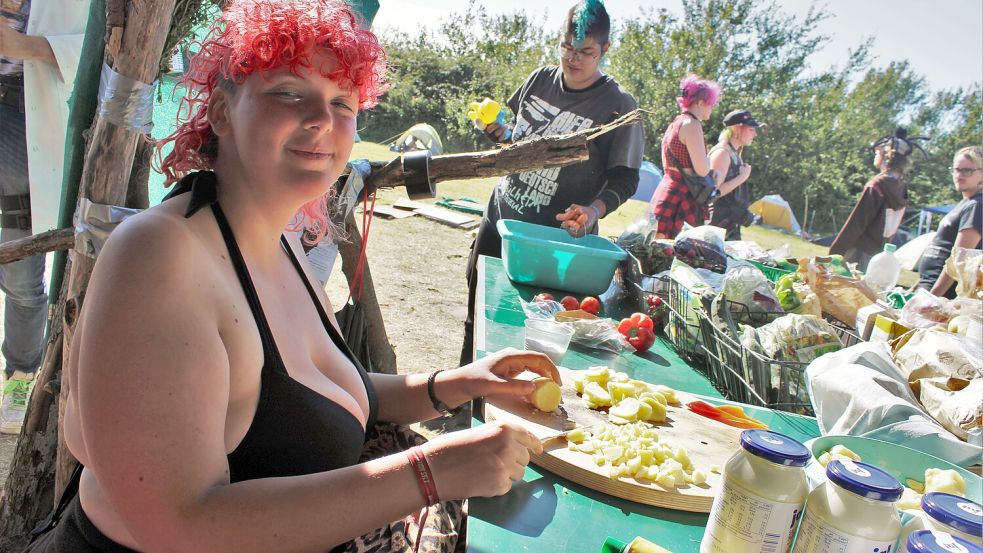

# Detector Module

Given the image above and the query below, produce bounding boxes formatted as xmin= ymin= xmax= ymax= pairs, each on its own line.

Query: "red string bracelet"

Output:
xmin=405 ymin=446 xmax=439 ymax=552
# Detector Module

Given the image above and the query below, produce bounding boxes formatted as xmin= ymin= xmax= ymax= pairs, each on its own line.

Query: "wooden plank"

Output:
xmin=393 ymin=198 xmax=432 ymax=211
xmin=412 ymin=206 xmax=476 ymax=227
xmin=484 ymin=367 xmax=742 ymax=513
xmin=370 ymin=205 xmax=417 ymax=219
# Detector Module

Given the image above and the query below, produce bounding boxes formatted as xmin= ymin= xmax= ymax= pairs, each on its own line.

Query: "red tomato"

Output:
xmin=580 ymin=296 xmax=601 ymax=315
xmin=559 ymin=296 xmax=580 ymax=311
xmin=645 ymin=294 xmax=663 ymax=308
xmin=534 ymin=293 xmax=554 ymax=302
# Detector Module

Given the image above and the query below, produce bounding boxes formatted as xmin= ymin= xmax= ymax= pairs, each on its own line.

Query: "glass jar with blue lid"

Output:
xmin=792 ymin=459 xmax=903 ymax=553
xmin=907 ymin=530 xmax=982 ymax=553
xmin=921 ymin=493 xmax=983 ymax=545
xmin=702 ymin=430 xmax=811 ymax=553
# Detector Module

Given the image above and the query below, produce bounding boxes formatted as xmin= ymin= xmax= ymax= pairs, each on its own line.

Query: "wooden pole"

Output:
xmin=0 ymin=256 xmax=70 ymax=551
xmin=337 ymin=215 xmax=397 ymax=375
xmin=55 ymin=0 xmax=177 ymax=500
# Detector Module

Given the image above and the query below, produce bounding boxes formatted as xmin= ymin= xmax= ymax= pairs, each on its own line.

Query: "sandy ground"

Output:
xmin=0 ymin=207 xmax=479 ymax=498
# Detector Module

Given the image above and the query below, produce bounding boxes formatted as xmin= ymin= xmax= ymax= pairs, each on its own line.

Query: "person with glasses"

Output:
xmin=461 ymin=0 xmax=644 ymax=365
xmin=829 ymin=128 xmax=915 ymax=271
xmin=916 ymin=146 xmax=983 ymax=298
xmin=649 ymin=74 xmax=722 ymax=239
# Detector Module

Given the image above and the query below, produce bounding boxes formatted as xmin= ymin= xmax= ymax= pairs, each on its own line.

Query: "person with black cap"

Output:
xmin=829 ymin=128 xmax=920 ymax=271
xmin=708 ymin=109 xmax=764 ymax=240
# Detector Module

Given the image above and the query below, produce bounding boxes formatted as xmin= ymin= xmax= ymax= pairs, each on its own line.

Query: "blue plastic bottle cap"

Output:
xmin=739 ymin=430 xmax=811 ymax=467
xmin=825 ymin=460 xmax=903 ymax=502
xmin=906 ymin=529 xmax=982 ymax=553
xmin=922 ymin=493 xmax=983 ymax=536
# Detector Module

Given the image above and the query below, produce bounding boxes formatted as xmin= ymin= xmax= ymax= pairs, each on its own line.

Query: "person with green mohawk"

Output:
xmin=461 ymin=0 xmax=645 ymax=364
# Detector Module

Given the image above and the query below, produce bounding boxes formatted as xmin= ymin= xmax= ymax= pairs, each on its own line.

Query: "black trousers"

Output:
xmin=23 ymin=495 xmax=136 ymax=553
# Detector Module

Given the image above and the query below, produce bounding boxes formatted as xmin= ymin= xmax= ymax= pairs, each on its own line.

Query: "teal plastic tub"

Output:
xmin=496 ymin=219 xmax=627 ymax=295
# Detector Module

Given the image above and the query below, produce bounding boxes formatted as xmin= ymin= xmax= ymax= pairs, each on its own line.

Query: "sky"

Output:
xmin=373 ymin=0 xmax=983 ymax=93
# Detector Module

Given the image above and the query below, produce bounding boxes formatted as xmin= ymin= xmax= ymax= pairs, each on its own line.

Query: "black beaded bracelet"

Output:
xmin=427 ymin=370 xmax=463 ymax=418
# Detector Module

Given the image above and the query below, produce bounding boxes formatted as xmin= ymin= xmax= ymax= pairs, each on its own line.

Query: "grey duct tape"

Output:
xmin=332 ymin=159 xmax=371 ymax=225
xmin=74 ymin=198 xmax=143 ymax=258
xmin=402 ymin=150 xmax=435 ymax=200
xmin=97 ymin=63 xmax=156 ymax=133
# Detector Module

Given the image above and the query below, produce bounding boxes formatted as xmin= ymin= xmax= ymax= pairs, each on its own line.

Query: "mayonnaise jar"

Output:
xmin=701 ymin=430 xmax=811 ymax=553
xmin=906 ymin=530 xmax=982 ymax=553
xmin=904 ymin=493 xmax=983 ymax=546
xmin=792 ymin=459 xmax=903 ymax=553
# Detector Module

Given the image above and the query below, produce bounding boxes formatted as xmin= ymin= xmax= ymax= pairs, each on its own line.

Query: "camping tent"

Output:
xmin=749 ymin=194 xmax=802 ymax=234
xmin=630 ymin=160 xmax=663 ymax=202
xmin=895 ymin=231 xmax=936 ymax=270
xmin=389 ymin=123 xmax=443 ymax=155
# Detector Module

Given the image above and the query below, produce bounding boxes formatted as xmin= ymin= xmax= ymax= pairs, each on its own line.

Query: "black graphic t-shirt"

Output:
xmin=490 ymin=66 xmax=644 ymax=227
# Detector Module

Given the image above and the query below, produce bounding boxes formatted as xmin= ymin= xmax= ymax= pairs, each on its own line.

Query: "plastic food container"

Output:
xmin=701 ymin=430 xmax=811 ymax=553
xmin=792 ymin=460 xmax=903 ymax=553
xmin=907 ymin=530 xmax=983 ymax=553
xmin=497 ymin=219 xmax=627 ymax=295
xmin=523 ymin=318 xmax=574 ymax=363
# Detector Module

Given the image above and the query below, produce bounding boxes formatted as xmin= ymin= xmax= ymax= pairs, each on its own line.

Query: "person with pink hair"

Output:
xmin=25 ymin=1 xmax=558 ymax=551
xmin=649 ymin=74 xmax=722 ymax=238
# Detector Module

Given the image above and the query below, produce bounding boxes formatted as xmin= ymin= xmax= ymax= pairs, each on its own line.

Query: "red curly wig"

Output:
xmin=156 ymin=0 xmax=388 ymax=242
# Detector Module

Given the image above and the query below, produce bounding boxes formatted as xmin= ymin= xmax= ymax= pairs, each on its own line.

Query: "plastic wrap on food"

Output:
xmin=798 ymin=258 xmax=877 ymax=324
xmin=722 ymin=263 xmax=783 ymax=315
xmin=944 ymin=246 xmax=983 ymax=300
xmin=742 ymin=313 xmax=843 ymax=363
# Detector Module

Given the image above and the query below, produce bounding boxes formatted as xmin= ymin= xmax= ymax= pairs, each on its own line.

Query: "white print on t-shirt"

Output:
xmin=503 ymin=94 xmax=595 ymax=215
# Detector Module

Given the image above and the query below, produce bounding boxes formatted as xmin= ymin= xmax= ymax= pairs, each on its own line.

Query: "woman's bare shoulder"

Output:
xmin=86 ymin=196 xmax=222 ymax=312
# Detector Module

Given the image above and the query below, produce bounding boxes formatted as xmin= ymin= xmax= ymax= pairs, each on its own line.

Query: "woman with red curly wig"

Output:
xmin=27 ymin=1 xmax=557 ymax=551
xmin=649 ymin=74 xmax=722 ymax=238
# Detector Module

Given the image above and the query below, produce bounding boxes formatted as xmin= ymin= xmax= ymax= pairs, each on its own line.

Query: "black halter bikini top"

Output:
xmin=166 ymin=171 xmax=378 ymax=482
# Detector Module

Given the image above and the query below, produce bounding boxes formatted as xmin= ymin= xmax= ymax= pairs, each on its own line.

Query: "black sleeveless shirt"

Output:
xmin=167 ymin=171 xmax=379 ymax=481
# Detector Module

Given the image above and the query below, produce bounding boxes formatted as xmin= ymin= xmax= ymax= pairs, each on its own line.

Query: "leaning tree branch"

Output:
xmin=0 ymin=228 xmax=74 ymax=265
xmin=365 ymin=108 xmax=644 ymax=190
xmin=0 ymin=109 xmax=645 ymax=267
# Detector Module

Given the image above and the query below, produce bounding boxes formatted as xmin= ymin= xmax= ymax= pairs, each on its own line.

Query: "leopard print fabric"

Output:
xmin=335 ymin=423 xmax=467 ymax=553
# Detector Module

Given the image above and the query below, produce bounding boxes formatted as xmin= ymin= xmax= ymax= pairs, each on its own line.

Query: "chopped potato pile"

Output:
xmin=565 ymin=366 xmax=708 ymax=489
xmin=572 ymin=366 xmax=680 ymax=424
xmin=817 ymin=444 xmax=967 ymax=510
xmin=566 ymin=420 xmax=708 ymax=487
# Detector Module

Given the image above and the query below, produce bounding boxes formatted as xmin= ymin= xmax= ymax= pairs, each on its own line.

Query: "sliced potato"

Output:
xmin=528 ymin=377 xmax=562 ymax=412
xmin=924 ymin=468 xmax=966 ymax=496
xmin=610 ymin=398 xmax=642 ymax=421
xmin=829 ymin=444 xmax=861 ymax=461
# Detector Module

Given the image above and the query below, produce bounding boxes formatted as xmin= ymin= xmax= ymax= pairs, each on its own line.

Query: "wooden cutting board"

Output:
xmin=484 ymin=367 xmax=743 ymax=513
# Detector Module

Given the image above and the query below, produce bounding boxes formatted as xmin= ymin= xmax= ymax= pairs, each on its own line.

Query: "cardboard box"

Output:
xmin=868 ymin=314 xmax=911 ymax=343
xmin=855 ymin=301 xmax=898 ymax=341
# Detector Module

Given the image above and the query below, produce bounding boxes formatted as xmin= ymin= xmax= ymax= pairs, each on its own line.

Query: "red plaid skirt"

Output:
xmin=651 ymin=174 xmax=708 ymax=238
